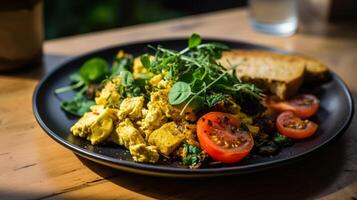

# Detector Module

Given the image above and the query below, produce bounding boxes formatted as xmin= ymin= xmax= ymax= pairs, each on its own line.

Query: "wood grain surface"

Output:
xmin=0 ymin=8 xmax=356 ymax=200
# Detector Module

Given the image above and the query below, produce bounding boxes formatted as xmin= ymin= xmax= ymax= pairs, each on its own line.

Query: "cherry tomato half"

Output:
xmin=197 ymin=112 xmax=254 ymax=163
xmin=276 ymin=111 xmax=318 ymax=139
xmin=266 ymin=94 xmax=320 ymax=118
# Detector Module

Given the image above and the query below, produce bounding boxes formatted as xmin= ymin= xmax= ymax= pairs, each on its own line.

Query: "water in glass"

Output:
xmin=249 ymin=0 xmax=298 ymax=36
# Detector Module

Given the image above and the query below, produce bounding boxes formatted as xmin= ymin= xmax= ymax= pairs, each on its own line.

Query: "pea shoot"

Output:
xmin=143 ymin=33 xmax=263 ymax=114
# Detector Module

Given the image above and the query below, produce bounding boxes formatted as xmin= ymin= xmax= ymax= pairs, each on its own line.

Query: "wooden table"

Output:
xmin=1 ymin=8 xmax=356 ymax=200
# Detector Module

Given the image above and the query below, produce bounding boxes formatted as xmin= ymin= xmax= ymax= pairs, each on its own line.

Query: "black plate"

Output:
xmin=33 ymin=38 xmax=354 ymax=177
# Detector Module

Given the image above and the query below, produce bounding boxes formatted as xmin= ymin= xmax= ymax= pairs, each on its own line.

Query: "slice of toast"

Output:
xmin=219 ymin=50 xmax=307 ymax=99
xmin=261 ymin=52 xmax=329 ymax=83
xmin=300 ymin=57 xmax=328 ymax=82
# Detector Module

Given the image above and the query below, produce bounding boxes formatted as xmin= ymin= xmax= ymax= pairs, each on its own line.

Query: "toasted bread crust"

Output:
xmin=219 ymin=50 xmax=328 ymax=99
xmin=221 ymin=50 xmax=328 ymax=79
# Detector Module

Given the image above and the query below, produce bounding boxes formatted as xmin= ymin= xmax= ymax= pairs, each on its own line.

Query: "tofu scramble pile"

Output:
xmin=70 ymin=53 xmax=257 ymax=164
xmin=71 ymin=67 xmax=197 ymax=163
xmin=57 ymin=34 xmax=320 ymax=168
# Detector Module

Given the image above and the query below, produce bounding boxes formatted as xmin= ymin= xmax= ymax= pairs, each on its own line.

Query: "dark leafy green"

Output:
xmin=182 ymin=143 xmax=206 ymax=168
xmin=120 ymin=71 xmax=134 ymax=87
xmin=56 ymin=33 xmax=264 ymax=118
xmin=140 ymin=54 xmax=151 ymax=69
xmin=206 ymin=93 xmax=225 ymax=107
xmin=55 ymin=57 xmax=110 ymax=116
xmin=115 ymin=69 xmax=146 ymax=99
xmin=79 ymin=58 xmax=109 ymax=84
xmin=61 ymin=92 xmax=95 ymax=117
xmin=168 ymin=82 xmax=192 ymax=105
xmin=188 ymin=33 xmax=201 ymax=49
xmin=239 ymin=123 xmax=249 ymax=132
xmin=112 ymin=55 xmax=133 ymax=75
xmin=254 ymin=132 xmax=294 ymax=155
xmin=142 ymin=33 xmax=263 ymax=115
xmin=273 ymin=133 xmax=294 ymax=147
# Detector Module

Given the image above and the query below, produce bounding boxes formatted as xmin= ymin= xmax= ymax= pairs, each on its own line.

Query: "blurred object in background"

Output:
xmin=0 ymin=0 xmax=43 ymax=71
xmin=44 ymin=0 xmax=248 ymax=39
xmin=329 ymin=0 xmax=357 ymax=22
xmin=299 ymin=0 xmax=357 ymax=37
xmin=249 ymin=0 xmax=298 ymax=36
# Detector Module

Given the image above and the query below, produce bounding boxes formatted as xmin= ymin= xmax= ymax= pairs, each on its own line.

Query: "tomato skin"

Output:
xmin=267 ymin=94 xmax=320 ymax=118
xmin=276 ymin=111 xmax=318 ymax=139
xmin=197 ymin=112 xmax=254 ymax=163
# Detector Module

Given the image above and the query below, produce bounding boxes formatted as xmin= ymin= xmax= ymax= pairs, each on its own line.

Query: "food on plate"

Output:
xmin=266 ymin=94 xmax=320 ymax=118
xmin=55 ymin=33 xmax=323 ymax=168
xmin=276 ymin=111 xmax=318 ymax=139
xmin=219 ymin=50 xmax=328 ymax=99
xmin=302 ymin=57 xmax=328 ymax=83
xmin=197 ymin=112 xmax=254 ymax=163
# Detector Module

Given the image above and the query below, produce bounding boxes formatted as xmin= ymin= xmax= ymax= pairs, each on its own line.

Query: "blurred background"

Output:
xmin=1 ymin=0 xmax=356 ymax=71
xmin=44 ymin=0 xmax=247 ymax=39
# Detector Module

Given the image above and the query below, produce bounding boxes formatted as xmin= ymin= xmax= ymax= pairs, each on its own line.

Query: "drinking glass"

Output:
xmin=249 ymin=0 xmax=298 ymax=36
xmin=0 ymin=0 xmax=43 ymax=71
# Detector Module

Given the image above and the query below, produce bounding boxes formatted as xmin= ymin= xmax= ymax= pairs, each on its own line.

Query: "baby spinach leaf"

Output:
xmin=80 ymin=58 xmax=109 ymax=83
xmin=188 ymin=33 xmax=202 ymax=49
xmin=61 ymin=96 xmax=95 ymax=117
xmin=168 ymin=82 xmax=192 ymax=105
xmin=140 ymin=54 xmax=151 ymax=69
xmin=120 ymin=71 xmax=134 ymax=87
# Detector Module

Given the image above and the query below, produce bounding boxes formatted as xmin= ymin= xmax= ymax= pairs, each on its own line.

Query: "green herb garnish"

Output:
xmin=182 ymin=143 xmax=206 ymax=168
xmin=143 ymin=33 xmax=263 ymax=114
xmin=55 ymin=58 xmax=109 ymax=116
xmin=188 ymin=33 xmax=202 ymax=49
xmin=205 ymin=93 xmax=225 ymax=107
xmin=273 ymin=133 xmax=294 ymax=147
xmin=254 ymin=132 xmax=294 ymax=155
xmin=61 ymin=96 xmax=95 ymax=117
xmin=56 ymin=33 xmax=264 ymax=117
xmin=60 ymin=87 xmax=95 ymax=117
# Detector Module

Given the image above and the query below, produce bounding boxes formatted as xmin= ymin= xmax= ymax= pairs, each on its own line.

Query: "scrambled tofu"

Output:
xmin=247 ymin=124 xmax=260 ymax=135
xmin=71 ymin=112 xmax=100 ymax=138
xmin=117 ymin=96 xmax=144 ymax=121
xmin=138 ymin=104 xmax=167 ymax=138
xmin=69 ymin=49 xmax=276 ymax=166
xmin=71 ymin=51 xmax=254 ymax=164
xmin=133 ymin=57 xmax=149 ymax=79
xmin=71 ymin=105 xmax=116 ymax=145
xmin=129 ymin=144 xmax=159 ymax=163
xmin=148 ymin=122 xmax=185 ymax=156
xmin=72 ymin=67 xmax=187 ymax=162
xmin=110 ymin=119 xmax=145 ymax=147
xmin=138 ymin=89 xmax=195 ymax=135
xmin=95 ymin=77 xmax=121 ymax=107
xmin=137 ymin=88 xmax=195 ymax=138
xmin=110 ymin=118 xmax=159 ymax=163
xmin=149 ymin=74 xmax=172 ymax=89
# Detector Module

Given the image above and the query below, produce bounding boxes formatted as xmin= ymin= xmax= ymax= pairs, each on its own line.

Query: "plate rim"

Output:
xmin=32 ymin=37 xmax=355 ymax=177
